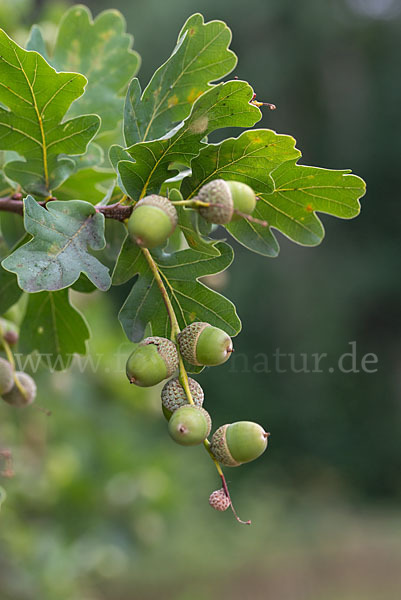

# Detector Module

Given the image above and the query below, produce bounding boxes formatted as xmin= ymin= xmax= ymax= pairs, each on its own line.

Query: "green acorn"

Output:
xmin=209 ymin=488 xmax=230 ymax=511
xmin=0 ymin=358 xmax=14 ymax=396
xmin=210 ymin=421 xmax=269 ymax=467
xmin=178 ymin=322 xmax=233 ymax=367
xmin=197 ymin=179 xmax=233 ymax=224
xmin=2 ymin=372 xmax=37 ymax=407
xmin=226 ymin=181 xmax=257 ymax=221
xmin=168 ymin=405 xmax=211 ymax=446
xmin=161 ymin=376 xmax=204 ymax=420
xmin=126 ymin=336 xmax=178 ymax=387
xmin=127 ymin=195 xmax=178 ymax=249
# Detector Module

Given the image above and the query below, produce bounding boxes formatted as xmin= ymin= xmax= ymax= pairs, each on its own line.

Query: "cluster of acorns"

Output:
xmin=125 ymin=326 xmax=269 ymax=512
xmin=0 ymin=320 xmax=37 ymax=408
xmin=126 ymin=180 xmax=269 ymax=514
xmin=127 ymin=179 xmax=258 ymax=248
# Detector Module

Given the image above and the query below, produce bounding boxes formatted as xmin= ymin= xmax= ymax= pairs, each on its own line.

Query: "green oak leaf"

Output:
xmin=55 ymin=142 xmax=115 ymax=203
xmin=226 ymin=160 xmax=366 ymax=256
xmin=19 ymin=289 xmax=90 ymax=370
xmin=119 ymin=80 xmax=261 ymax=200
xmin=0 ymin=212 xmax=26 ymax=249
xmin=27 ymin=5 xmax=140 ymax=135
xmin=2 ymin=196 xmax=110 ymax=292
xmin=169 ymin=188 xmax=220 ymax=257
xmin=55 ymin=168 xmax=115 ymax=203
xmin=118 ymin=241 xmax=241 ymax=342
xmin=0 ymin=267 xmax=22 ymax=313
xmin=181 ymin=128 xmax=364 ymax=256
xmin=124 ymin=13 xmax=237 ymax=145
xmin=112 ymin=235 xmax=142 ymax=286
xmin=0 ymin=29 xmax=100 ymax=196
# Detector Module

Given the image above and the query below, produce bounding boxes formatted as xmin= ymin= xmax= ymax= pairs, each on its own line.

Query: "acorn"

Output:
xmin=0 ymin=358 xmax=14 ymax=396
xmin=210 ymin=421 xmax=269 ymax=467
xmin=197 ymin=180 xmax=234 ymax=224
xmin=209 ymin=488 xmax=230 ymax=511
xmin=161 ymin=376 xmax=204 ymax=420
xmin=168 ymin=404 xmax=211 ymax=446
xmin=0 ymin=318 xmax=19 ymax=347
xmin=126 ymin=337 xmax=178 ymax=387
xmin=127 ymin=195 xmax=178 ymax=248
xmin=178 ymin=322 xmax=233 ymax=367
xmin=2 ymin=372 xmax=37 ymax=407
xmin=226 ymin=181 xmax=257 ymax=220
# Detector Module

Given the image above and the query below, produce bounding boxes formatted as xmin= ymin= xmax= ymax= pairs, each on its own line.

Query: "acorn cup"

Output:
xmin=0 ymin=318 xmax=19 ymax=347
xmin=168 ymin=404 xmax=212 ymax=446
xmin=210 ymin=421 xmax=270 ymax=467
xmin=161 ymin=376 xmax=204 ymax=420
xmin=197 ymin=180 xmax=234 ymax=224
xmin=127 ymin=195 xmax=178 ymax=248
xmin=2 ymin=372 xmax=37 ymax=407
xmin=177 ymin=322 xmax=233 ymax=367
xmin=126 ymin=337 xmax=179 ymax=387
xmin=209 ymin=488 xmax=230 ymax=511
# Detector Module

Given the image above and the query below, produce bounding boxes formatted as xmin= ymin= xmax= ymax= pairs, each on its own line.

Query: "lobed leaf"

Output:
xmin=227 ymin=160 xmax=366 ymax=255
xmin=0 ymin=29 xmax=100 ymax=196
xmin=19 ymin=289 xmax=90 ymax=370
xmin=118 ymin=241 xmax=241 ymax=342
xmin=27 ymin=5 xmax=140 ymax=135
xmin=2 ymin=196 xmax=110 ymax=292
xmin=0 ymin=267 xmax=22 ymax=313
xmin=182 ymin=130 xmax=365 ymax=256
xmin=119 ymin=80 xmax=261 ymax=200
xmin=123 ymin=13 xmax=237 ymax=145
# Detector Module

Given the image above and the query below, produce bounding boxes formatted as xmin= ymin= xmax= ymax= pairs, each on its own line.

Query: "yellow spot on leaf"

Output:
xmin=306 ymin=204 xmax=313 ymax=212
xmin=100 ymin=29 xmax=114 ymax=42
xmin=168 ymin=95 xmax=179 ymax=108
xmin=48 ymin=243 xmax=59 ymax=255
xmin=187 ymin=88 xmax=203 ymax=104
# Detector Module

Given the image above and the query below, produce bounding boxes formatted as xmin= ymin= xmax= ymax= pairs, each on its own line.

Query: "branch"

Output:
xmin=0 ymin=195 xmax=133 ymax=222
xmin=140 ymin=248 xmax=251 ymax=525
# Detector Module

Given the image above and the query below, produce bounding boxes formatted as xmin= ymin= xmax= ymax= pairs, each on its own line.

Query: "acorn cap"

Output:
xmin=177 ymin=322 xmax=210 ymax=366
xmin=198 ymin=179 xmax=234 ymax=224
xmin=134 ymin=195 xmax=178 ymax=228
xmin=209 ymin=488 xmax=230 ymax=511
xmin=2 ymin=372 xmax=36 ymax=407
xmin=0 ymin=318 xmax=19 ymax=348
xmin=210 ymin=424 xmax=241 ymax=467
xmin=0 ymin=357 xmax=14 ymax=396
xmin=161 ymin=376 xmax=204 ymax=420
xmin=141 ymin=337 xmax=178 ymax=377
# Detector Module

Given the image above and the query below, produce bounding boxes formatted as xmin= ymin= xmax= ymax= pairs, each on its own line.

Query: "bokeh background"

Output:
xmin=1 ymin=1 xmax=401 ymax=599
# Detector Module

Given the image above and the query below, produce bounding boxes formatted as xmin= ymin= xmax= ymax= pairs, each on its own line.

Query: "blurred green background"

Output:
xmin=1 ymin=1 xmax=401 ymax=599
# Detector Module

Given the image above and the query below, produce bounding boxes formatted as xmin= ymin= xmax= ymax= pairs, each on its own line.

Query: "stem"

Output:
xmin=204 ymin=439 xmax=251 ymax=525
xmin=140 ymin=248 xmax=194 ymax=405
xmin=140 ymin=248 xmax=251 ymax=524
xmin=170 ymin=199 xmax=210 ymax=208
xmin=0 ymin=195 xmax=134 ymax=221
